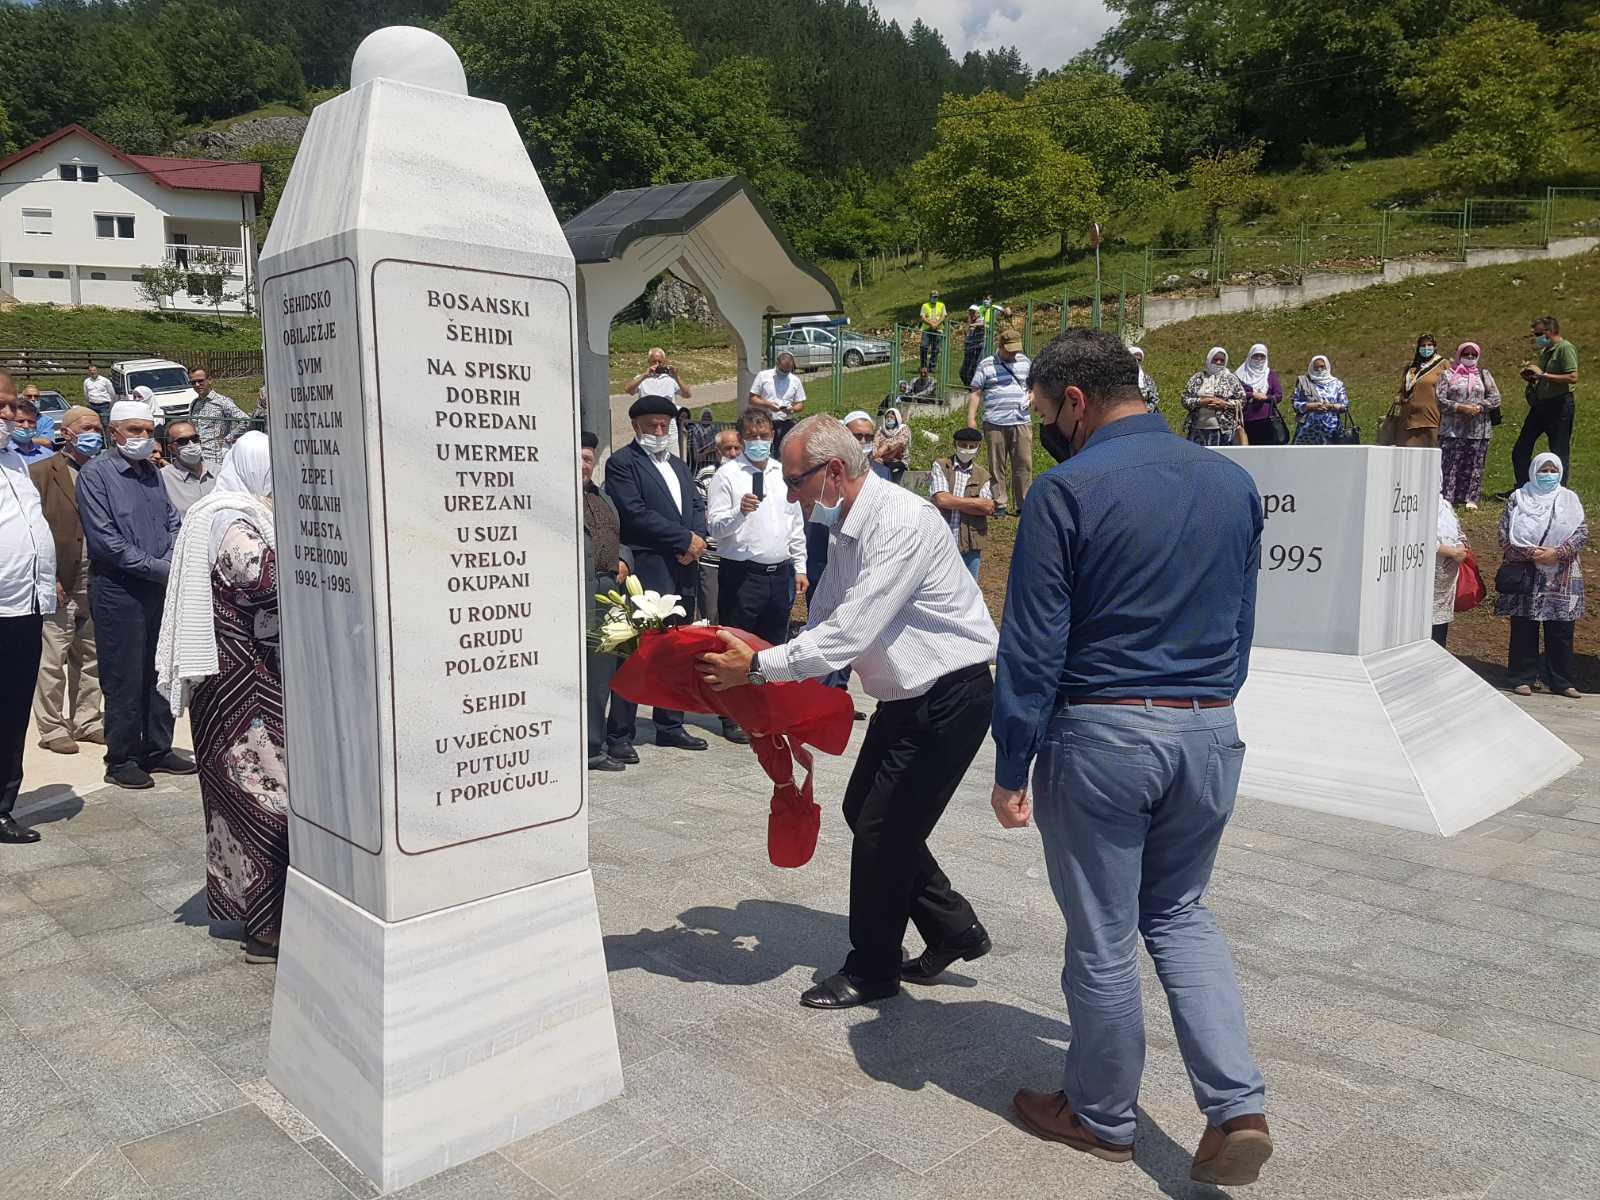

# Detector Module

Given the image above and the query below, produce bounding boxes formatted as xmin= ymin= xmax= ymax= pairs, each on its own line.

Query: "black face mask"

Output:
xmin=1039 ymin=395 xmax=1080 ymax=464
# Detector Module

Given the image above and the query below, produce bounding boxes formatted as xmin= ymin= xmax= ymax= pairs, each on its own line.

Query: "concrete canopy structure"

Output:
xmin=564 ymin=176 xmax=842 ymax=448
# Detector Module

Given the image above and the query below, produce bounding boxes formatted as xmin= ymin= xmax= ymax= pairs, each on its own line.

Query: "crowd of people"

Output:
xmin=0 ymin=374 xmax=284 ymax=966
xmin=0 ymin=310 xmax=1587 ymax=1189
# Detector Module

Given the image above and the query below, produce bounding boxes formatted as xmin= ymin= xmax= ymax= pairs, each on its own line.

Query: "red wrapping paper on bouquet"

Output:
xmin=610 ymin=626 xmax=853 ymax=867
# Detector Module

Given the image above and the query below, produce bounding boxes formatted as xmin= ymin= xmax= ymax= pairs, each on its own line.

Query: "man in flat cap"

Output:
xmin=76 ymin=397 xmax=193 ymax=789
xmin=601 ymin=392 xmax=710 ymax=757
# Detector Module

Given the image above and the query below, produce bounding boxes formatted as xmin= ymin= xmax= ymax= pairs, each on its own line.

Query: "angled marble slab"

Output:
xmin=1237 ymin=642 xmax=1581 ymax=836
xmin=269 ymin=868 xmax=622 ymax=1193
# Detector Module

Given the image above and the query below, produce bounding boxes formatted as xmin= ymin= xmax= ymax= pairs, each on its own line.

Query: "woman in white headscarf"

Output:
xmin=1495 ymin=452 xmax=1587 ymax=697
xmin=1130 ymin=346 xmax=1160 ymax=413
xmin=1432 ymin=495 xmax=1469 ymax=648
xmin=1181 ymin=346 xmax=1245 ymax=446
xmin=156 ymin=432 xmax=287 ymax=960
xmin=1235 ymin=343 xmax=1285 ymax=445
xmin=1291 ymin=355 xmax=1350 ymax=444
xmin=874 ymin=405 xmax=910 ymax=483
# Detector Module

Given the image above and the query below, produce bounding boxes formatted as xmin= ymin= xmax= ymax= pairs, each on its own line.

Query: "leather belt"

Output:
xmin=1067 ymin=697 xmax=1232 ymax=709
xmin=726 ymin=559 xmax=787 ymax=575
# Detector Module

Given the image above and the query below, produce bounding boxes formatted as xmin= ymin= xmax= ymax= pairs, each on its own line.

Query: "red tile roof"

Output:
xmin=0 ymin=124 xmax=262 ymax=198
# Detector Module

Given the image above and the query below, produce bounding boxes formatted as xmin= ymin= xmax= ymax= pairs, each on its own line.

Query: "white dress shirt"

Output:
xmin=760 ymin=472 xmax=997 ymax=700
xmin=0 ymin=447 xmax=57 ymax=616
xmin=83 ymin=374 xmax=116 ymax=407
xmin=644 ymin=443 xmax=683 ymax=512
xmin=706 ymin=455 xmax=806 ymax=570
xmin=750 ymin=368 xmax=806 ymax=419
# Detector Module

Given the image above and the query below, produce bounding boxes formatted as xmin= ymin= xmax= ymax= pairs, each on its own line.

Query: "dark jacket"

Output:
xmin=30 ymin=452 xmax=86 ymax=593
xmin=602 ymin=441 xmax=707 ymax=605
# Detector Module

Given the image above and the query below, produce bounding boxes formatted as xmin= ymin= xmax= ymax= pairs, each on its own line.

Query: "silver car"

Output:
xmin=771 ymin=324 xmax=892 ymax=370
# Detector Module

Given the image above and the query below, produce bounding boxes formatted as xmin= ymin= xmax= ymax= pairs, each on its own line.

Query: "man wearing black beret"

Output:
xmin=601 ymin=394 xmax=710 ymax=755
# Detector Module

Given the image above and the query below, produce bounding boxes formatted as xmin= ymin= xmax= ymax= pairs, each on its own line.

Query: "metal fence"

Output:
xmin=1464 ymin=198 xmax=1548 ymax=251
xmin=1546 ymin=187 xmax=1600 ymax=241
xmin=1381 ymin=209 xmax=1466 ymax=261
xmin=0 ymin=346 xmax=264 ymax=380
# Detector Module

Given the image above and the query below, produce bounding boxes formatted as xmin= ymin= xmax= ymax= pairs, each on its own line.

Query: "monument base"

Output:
xmin=267 ymin=867 xmax=623 ymax=1194
xmin=1237 ymin=640 xmax=1581 ymax=836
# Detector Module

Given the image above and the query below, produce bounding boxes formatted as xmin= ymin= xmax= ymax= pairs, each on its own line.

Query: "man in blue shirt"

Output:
xmin=76 ymin=400 xmax=193 ymax=789
xmin=989 ymin=330 xmax=1271 ymax=1188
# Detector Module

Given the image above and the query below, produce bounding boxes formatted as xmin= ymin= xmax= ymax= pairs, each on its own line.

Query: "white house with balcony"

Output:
xmin=0 ymin=124 xmax=262 ymax=313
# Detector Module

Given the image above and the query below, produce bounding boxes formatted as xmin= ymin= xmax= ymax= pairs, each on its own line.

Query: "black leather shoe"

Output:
xmin=655 ymin=730 xmax=709 ymax=751
xmin=801 ymin=972 xmax=899 ymax=1010
xmin=606 ymin=744 xmax=640 ymax=765
xmin=105 ymin=763 xmax=155 ymax=790
xmin=722 ymin=722 xmax=750 ymax=745
xmin=0 ymin=815 xmax=41 ymax=844
xmin=588 ymin=756 xmax=625 ymax=772
xmin=145 ymin=752 xmax=197 ymax=775
xmin=901 ymin=922 xmax=992 ymax=983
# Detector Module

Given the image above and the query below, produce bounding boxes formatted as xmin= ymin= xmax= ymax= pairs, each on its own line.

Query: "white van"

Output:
xmin=108 ymin=357 xmax=193 ymax=422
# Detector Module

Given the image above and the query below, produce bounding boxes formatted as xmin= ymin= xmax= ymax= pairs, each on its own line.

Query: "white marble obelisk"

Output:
xmin=258 ymin=27 xmax=621 ymax=1192
xmin=1216 ymin=446 xmax=1579 ymax=835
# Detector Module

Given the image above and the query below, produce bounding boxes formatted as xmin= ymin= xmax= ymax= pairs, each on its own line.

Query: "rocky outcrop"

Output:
xmin=647 ymin=275 xmax=717 ymax=327
xmin=175 ymin=116 xmax=308 ymax=156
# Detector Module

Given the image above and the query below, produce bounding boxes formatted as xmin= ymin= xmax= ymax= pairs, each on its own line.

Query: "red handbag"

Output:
xmin=1454 ymin=547 xmax=1486 ymax=613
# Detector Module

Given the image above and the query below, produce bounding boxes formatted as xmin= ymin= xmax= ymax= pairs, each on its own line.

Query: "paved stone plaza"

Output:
xmin=2 ymin=691 xmax=1598 ymax=1199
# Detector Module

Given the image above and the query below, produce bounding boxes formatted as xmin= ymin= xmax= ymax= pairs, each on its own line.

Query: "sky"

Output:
xmin=874 ymin=0 xmax=1118 ymax=73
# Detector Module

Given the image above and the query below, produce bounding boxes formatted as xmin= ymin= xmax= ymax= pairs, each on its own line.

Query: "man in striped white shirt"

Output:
xmin=699 ymin=414 xmax=999 ymax=1010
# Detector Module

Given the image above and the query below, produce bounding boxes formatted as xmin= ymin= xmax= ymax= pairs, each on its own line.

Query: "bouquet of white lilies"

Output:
xmin=591 ymin=574 xmax=688 ymax=658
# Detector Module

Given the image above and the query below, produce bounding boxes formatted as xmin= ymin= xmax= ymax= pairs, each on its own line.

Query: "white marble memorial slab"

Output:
xmin=1217 ymin=446 xmax=1580 ymax=836
xmin=259 ymin=27 xmax=621 ymax=1194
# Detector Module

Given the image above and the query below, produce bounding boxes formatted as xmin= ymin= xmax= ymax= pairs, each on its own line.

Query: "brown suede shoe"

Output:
xmin=40 ymin=737 xmax=78 ymax=755
xmin=1191 ymin=1114 xmax=1273 ymax=1186
xmin=1012 ymin=1089 xmax=1134 ymax=1162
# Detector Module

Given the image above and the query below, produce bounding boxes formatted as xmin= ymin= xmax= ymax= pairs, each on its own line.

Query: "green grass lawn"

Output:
xmin=0 ymin=304 xmax=263 ymax=351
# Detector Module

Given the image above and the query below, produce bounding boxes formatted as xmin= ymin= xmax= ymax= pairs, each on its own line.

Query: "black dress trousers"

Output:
xmin=0 ymin=613 xmax=44 ymax=817
xmin=89 ymin=573 xmax=174 ymax=772
xmin=840 ymin=661 xmax=992 ymax=983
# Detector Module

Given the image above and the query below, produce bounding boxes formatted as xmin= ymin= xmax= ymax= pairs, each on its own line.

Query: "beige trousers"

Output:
xmin=32 ymin=585 xmax=102 ymax=742
xmin=984 ymin=422 xmax=1033 ymax=510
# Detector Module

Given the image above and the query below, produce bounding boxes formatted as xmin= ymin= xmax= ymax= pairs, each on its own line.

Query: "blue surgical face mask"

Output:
xmin=72 ymin=431 xmax=103 ymax=456
xmin=10 ymin=429 xmax=34 ymax=448
xmin=1535 ymin=335 xmax=1551 ymax=348
xmin=1418 ymin=346 xmax=1434 ymax=359
xmin=743 ymin=439 xmax=771 ymax=463
xmin=808 ymin=472 xmax=843 ymax=528
xmin=1533 ymin=472 xmax=1561 ymax=494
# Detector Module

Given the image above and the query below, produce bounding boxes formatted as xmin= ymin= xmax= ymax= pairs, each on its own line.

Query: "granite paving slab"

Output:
xmin=0 ymin=688 xmax=1596 ymax=1197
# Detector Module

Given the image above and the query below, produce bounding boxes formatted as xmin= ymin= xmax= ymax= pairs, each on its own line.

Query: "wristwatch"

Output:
xmin=747 ymin=651 xmax=768 ymax=687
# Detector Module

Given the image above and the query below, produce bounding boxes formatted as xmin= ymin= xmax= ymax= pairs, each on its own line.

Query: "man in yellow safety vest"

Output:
xmin=918 ymin=290 xmax=947 ymax=371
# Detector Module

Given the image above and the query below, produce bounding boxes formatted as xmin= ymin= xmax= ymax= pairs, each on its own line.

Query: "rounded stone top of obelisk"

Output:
xmin=350 ymin=26 xmax=467 ymax=95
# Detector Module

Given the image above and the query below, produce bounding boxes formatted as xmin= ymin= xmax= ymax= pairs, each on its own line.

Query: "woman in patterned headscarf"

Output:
xmin=1435 ymin=340 xmax=1501 ymax=510
xmin=1181 ymin=347 xmax=1245 ymax=445
xmin=1290 ymin=355 xmax=1349 ymax=444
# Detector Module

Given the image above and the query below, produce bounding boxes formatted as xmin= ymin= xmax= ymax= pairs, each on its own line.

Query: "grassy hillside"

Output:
xmin=0 ymin=304 xmax=262 ymax=350
xmin=817 ymin=145 xmax=1600 ymax=332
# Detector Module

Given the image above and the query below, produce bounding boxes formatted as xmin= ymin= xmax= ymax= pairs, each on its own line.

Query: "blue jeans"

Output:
xmin=961 ymin=549 xmax=981 ymax=582
xmin=1032 ymin=702 xmax=1265 ymax=1145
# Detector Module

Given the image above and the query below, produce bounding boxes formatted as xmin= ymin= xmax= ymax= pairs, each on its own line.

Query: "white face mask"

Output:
xmin=637 ymin=432 xmax=673 ymax=457
xmin=118 ymin=436 xmax=156 ymax=461
xmin=1460 ymin=356 xmax=1479 ymax=367
xmin=954 ymin=447 xmax=978 ymax=464
xmin=177 ymin=442 xmax=205 ymax=468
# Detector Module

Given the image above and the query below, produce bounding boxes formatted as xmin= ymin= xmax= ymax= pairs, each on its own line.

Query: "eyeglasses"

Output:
xmin=169 ymin=434 xmax=199 ymax=447
xmin=782 ymin=460 xmax=829 ymax=490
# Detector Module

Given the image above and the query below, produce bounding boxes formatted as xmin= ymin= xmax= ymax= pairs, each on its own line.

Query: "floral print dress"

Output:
xmin=189 ymin=521 xmax=288 ymax=941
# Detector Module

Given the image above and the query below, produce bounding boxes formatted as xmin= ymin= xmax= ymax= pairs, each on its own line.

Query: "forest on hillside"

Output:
xmin=1 ymin=1 xmax=1597 ymax=268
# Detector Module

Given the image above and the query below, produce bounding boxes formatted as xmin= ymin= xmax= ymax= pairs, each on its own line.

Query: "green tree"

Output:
xmin=1400 ymin=15 xmax=1568 ymax=188
xmin=910 ymin=92 xmax=1101 ymax=286
xmin=1559 ymin=16 xmax=1600 ymax=147
xmin=90 ymin=101 xmax=180 ymax=156
xmin=442 ymin=0 xmax=702 ymax=217
xmin=1028 ymin=69 xmax=1168 ymax=252
xmin=1187 ymin=141 xmax=1268 ymax=239
xmin=134 ymin=261 xmax=187 ymax=314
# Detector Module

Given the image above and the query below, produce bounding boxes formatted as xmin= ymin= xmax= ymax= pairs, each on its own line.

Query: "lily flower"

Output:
xmin=631 ymin=590 xmax=687 ymax=623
